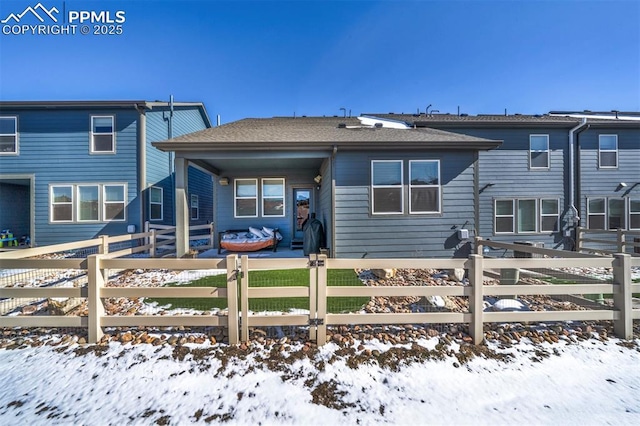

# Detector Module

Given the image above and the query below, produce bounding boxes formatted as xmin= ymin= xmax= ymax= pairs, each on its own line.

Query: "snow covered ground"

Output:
xmin=0 ymin=334 xmax=639 ymax=425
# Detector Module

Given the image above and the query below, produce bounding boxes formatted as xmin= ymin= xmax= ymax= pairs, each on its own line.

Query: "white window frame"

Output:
xmin=234 ymin=178 xmax=258 ymax=218
xmin=494 ymin=199 xmax=515 ymax=234
xmin=90 ymin=115 xmax=115 ymax=154
xmin=50 ymin=185 xmax=74 ymax=223
xmin=190 ymin=194 xmax=199 ymax=220
xmin=540 ymin=198 xmax=560 ymax=232
xmin=629 ymin=198 xmax=640 ymax=230
xmin=0 ymin=116 xmax=18 ymax=155
xmin=529 ymin=134 xmax=550 ymax=169
xmin=149 ymin=186 xmax=163 ymax=221
xmin=371 ymin=160 xmax=404 ymax=215
xmin=517 ymin=199 xmax=538 ymax=233
xmin=77 ymin=184 xmax=100 ymax=222
xmin=409 ymin=160 xmax=441 ymax=214
xmin=598 ymin=134 xmax=618 ymax=169
xmin=103 ymin=184 xmax=126 ymax=222
xmin=587 ymin=197 xmax=607 ymax=230
xmin=261 ymin=178 xmax=286 ymax=217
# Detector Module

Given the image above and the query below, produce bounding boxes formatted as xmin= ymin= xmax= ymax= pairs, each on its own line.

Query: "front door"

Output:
xmin=293 ymin=188 xmax=313 ymax=241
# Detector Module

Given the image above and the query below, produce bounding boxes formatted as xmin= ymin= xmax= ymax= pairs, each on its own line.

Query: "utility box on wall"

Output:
xmin=457 ymin=229 xmax=469 ymax=240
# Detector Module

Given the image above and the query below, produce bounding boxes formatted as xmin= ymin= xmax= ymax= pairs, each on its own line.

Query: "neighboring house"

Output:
xmin=153 ymin=116 xmax=502 ymax=258
xmin=0 ymin=100 xmax=213 ymax=246
xmin=365 ymin=112 xmax=640 ymax=252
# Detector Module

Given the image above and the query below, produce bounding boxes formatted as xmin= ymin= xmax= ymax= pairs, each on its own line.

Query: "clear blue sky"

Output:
xmin=1 ymin=0 xmax=638 ymax=123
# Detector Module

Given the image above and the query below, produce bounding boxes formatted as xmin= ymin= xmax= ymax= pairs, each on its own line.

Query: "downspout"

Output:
xmin=168 ymin=95 xmax=175 ymax=225
xmin=136 ymin=103 xmax=147 ymax=230
xmin=568 ymin=118 xmax=588 ymax=223
xmin=331 ymin=145 xmax=337 ymax=257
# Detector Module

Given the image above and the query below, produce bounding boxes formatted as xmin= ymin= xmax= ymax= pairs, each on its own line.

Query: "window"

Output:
xmin=51 ymin=186 xmax=73 ymax=222
xmin=149 ymin=187 xmax=163 ymax=221
xmin=540 ymin=199 xmax=559 ymax=232
xmin=78 ymin=185 xmax=99 ymax=221
xmin=630 ymin=199 xmax=640 ymax=230
xmin=517 ymin=199 xmax=537 ymax=233
xmin=91 ymin=116 xmax=115 ymax=153
xmin=587 ymin=198 xmax=606 ymax=230
xmin=104 ymin=185 xmax=125 ymax=221
xmin=608 ymin=198 xmax=625 ymax=229
xmin=50 ymin=183 xmax=125 ymax=223
xmin=495 ymin=198 xmax=560 ymax=234
xmin=371 ymin=160 xmax=403 ymax=214
xmin=0 ymin=116 xmax=17 ymax=154
xmin=190 ymin=194 xmax=199 ymax=220
xmin=262 ymin=178 xmax=285 ymax=217
xmin=598 ymin=135 xmax=618 ymax=168
xmin=235 ymin=179 xmax=258 ymax=217
xmin=530 ymin=135 xmax=549 ymax=169
xmin=409 ymin=160 xmax=440 ymax=213
xmin=495 ymin=200 xmax=515 ymax=233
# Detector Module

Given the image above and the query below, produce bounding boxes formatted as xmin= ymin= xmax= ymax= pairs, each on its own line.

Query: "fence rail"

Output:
xmin=0 ymin=238 xmax=638 ymax=346
xmin=576 ymin=227 xmax=640 ymax=255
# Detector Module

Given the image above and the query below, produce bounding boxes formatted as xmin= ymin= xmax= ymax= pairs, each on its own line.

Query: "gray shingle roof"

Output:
xmin=153 ymin=117 xmax=502 ymax=151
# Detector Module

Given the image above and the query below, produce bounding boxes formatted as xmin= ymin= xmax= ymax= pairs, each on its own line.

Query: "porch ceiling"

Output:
xmin=190 ymin=157 xmax=325 ymax=174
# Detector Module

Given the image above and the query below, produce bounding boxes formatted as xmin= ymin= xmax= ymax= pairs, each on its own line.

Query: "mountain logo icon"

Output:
xmin=1 ymin=3 xmax=59 ymax=24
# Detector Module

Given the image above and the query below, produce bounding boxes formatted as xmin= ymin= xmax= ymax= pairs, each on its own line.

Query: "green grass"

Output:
xmin=146 ymin=268 xmax=369 ymax=314
xmin=541 ymin=276 xmax=640 ymax=301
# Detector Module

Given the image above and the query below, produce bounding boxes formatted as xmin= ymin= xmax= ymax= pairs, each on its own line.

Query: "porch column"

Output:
xmin=175 ymin=157 xmax=189 ymax=257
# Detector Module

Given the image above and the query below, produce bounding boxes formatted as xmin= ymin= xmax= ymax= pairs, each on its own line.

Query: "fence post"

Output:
xmin=316 ymin=254 xmax=328 ymax=345
xmin=474 ymin=236 xmax=483 ymax=255
xmin=612 ymin=253 xmax=632 ymax=339
xmin=617 ymin=229 xmax=625 ymax=253
xmin=87 ymin=254 xmax=105 ymax=344
xmin=226 ymin=254 xmax=239 ymax=345
xmin=309 ymin=254 xmax=318 ymax=341
xmin=468 ymin=254 xmax=484 ymax=345
xmin=150 ymin=229 xmax=157 ymax=258
xmin=209 ymin=223 xmax=215 ymax=249
xmin=240 ymin=255 xmax=250 ymax=342
xmin=98 ymin=235 xmax=109 ymax=254
xmin=576 ymin=227 xmax=584 ymax=253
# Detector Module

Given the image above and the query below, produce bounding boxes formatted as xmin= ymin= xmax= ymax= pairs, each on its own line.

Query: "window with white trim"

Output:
xmin=409 ymin=160 xmax=440 ymax=214
xmin=190 ymin=194 xmax=199 ymax=220
xmin=0 ymin=116 xmax=18 ymax=154
xmin=235 ymin=179 xmax=258 ymax=218
xmin=262 ymin=178 xmax=285 ymax=217
xmin=149 ymin=187 xmax=163 ymax=221
xmin=78 ymin=185 xmax=99 ymax=222
xmin=91 ymin=116 xmax=115 ymax=153
xmin=495 ymin=199 xmax=515 ymax=233
xmin=517 ymin=199 xmax=537 ymax=233
xmin=495 ymin=198 xmax=560 ymax=234
xmin=630 ymin=199 xmax=640 ymax=230
xmin=608 ymin=198 xmax=625 ymax=229
xmin=104 ymin=185 xmax=125 ymax=221
xmin=529 ymin=135 xmax=549 ymax=169
xmin=587 ymin=198 xmax=606 ymax=229
xmin=540 ymin=199 xmax=559 ymax=232
xmin=598 ymin=135 xmax=618 ymax=168
xmin=50 ymin=183 xmax=126 ymax=223
xmin=371 ymin=160 xmax=403 ymax=214
xmin=51 ymin=186 xmax=74 ymax=222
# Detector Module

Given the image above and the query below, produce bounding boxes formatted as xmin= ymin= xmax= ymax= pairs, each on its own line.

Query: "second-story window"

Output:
xmin=0 ymin=116 xmax=18 ymax=154
xmin=529 ymin=135 xmax=549 ymax=169
xmin=91 ymin=116 xmax=115 ymax=153
xmin=598 ymin=135 xmax=618 ymax=168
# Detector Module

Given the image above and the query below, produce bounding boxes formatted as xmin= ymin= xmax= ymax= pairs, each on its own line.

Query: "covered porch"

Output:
xmin=172 ymin=151 xmax=332 ymax=257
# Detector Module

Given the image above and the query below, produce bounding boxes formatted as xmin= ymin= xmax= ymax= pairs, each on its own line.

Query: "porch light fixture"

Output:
xmin=314 ymin=175 xmax=322 ymax=184
xmin=619 ymin=182 xmax=627 ymax=187
xmin=219 ymin=177 xmax=229 ymax=186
